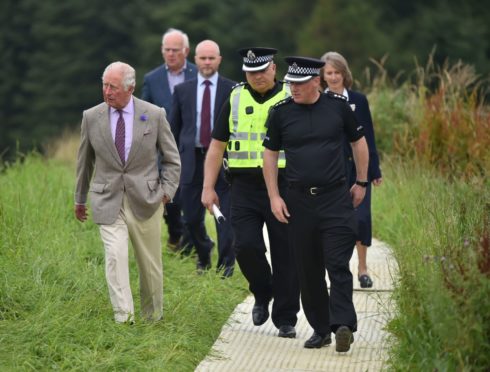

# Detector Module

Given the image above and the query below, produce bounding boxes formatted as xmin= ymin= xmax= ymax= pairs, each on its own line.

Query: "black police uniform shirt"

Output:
xmin=212 ymin=80 xmax=286 ymax=179
xmin=263 ymin=92 xmax=364 ymax=186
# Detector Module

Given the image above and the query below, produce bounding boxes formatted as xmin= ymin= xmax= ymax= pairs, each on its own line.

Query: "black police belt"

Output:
xmin=288 ymin=178 xmax=346 ymax=196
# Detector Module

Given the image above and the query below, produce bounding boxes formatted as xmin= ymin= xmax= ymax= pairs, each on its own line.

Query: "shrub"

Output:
xmin=366 ymin=55 xmax=490 ymax=182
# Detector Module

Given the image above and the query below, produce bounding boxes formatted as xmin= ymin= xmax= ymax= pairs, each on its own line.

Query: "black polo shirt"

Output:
xmin=263 ymin=92 xmax=364 ymax=185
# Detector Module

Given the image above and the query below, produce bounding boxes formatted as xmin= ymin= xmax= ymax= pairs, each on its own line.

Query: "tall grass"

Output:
xmin=0 ymin=154 xmax=248 ymax=371
xmin=367 ymin=55 xmax=490 ymax=182
xmin=366 ymin=56 xmax=490 ymax=370
xmin=372 ymin=157 xmax=489 ymax=371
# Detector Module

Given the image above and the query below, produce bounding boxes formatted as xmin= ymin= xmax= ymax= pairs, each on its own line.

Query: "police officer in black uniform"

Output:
xmin=263 ymin=56 xmax=369 ymax=352
xmin=202 ymin=48 xmax=300 ymax=338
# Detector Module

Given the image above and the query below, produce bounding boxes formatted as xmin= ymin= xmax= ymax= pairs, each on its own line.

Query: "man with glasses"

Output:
xmin=142 ymin=28 xmax=197 ymax=254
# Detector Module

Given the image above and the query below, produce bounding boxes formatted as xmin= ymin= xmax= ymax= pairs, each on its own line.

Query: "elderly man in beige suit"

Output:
xmin=75 ymin=61 xmax=180 ymax=323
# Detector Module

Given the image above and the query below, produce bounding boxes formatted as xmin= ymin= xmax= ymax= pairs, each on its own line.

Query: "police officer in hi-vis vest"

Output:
xmin=202 ymin=47 xmax=300 ymax=338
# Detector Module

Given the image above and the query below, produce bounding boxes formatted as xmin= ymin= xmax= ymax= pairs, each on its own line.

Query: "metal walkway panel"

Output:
xmin=196 ymin=239 xmax=396 ymax=372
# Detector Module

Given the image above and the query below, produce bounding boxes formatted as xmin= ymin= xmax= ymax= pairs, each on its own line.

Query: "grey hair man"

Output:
xmin=75 ymin=61 xmax=181 ymax=323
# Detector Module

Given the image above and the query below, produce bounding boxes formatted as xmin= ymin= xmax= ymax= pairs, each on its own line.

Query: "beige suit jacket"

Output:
xmin=75 ymin=96 xmax=181 ymax=224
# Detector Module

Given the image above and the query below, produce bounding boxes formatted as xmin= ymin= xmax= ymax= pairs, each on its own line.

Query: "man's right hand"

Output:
xmin=162 ymin=194 xmax=171 ymax=204
xmin=201 ymin=187 xmax=219 ymax=213
xmin=75 ymin=204 xmax=88 ymax=222
xmin=270 ymin=196 xmax=290 ymax=224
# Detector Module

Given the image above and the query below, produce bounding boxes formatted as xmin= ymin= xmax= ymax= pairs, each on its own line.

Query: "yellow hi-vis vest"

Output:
xmin=227 ymin=83 xmax=290 ymax=169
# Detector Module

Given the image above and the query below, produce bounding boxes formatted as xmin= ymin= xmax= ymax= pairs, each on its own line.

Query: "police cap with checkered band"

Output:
xmin=238 ymin=47 xmax=278 ymax=72
xmin=284 ymin=56 xmax=325 ymax=82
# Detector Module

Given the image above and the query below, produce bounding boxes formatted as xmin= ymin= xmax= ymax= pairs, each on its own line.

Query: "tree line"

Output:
xmin=1 ymin=0 xmax=488 ymax=162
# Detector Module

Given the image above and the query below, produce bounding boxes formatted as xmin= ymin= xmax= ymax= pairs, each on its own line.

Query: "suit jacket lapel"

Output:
xmin=184 ymin=64 xmax=195 ymax=79
xmin=160 ymin=68 xmax=171 ymax=104
xmin=126 ymin=97 xmax=148 ymax=166
xmin=99 ymin=105 xmax=123 ymax=166
xmin=214 ymin=77 xmax=226 ymax=118
xmin=189 ymin=80 xmax=198 ymax=133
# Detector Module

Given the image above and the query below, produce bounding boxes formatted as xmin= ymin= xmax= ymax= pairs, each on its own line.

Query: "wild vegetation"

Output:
xmin=2 ymin=0 xmax=489 ymax=162
xmin=0 ymin=155 xmax=248 ymax=370
xmin=1 ymin=56 xmax=489 ymax=370
xmin=367 ymin=60 xmax=490 ymax=371
xmin=367 ymin=54 xmax=489 ymax=182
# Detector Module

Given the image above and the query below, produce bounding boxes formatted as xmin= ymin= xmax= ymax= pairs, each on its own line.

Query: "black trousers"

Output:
xmin=180 ymin=150 xmax=234 ymax=269
xmin=164 ymin=192 xmax=184 ymax=239
xmin=287 ymin=183 xmax=358 ymax=335
xmin=231 ymin=176 xmax=300 ymax=328
xmin=164 ymin=190 xmax=193 ymax=249
xmin=159 ymin=150 xmax=192 ymax=248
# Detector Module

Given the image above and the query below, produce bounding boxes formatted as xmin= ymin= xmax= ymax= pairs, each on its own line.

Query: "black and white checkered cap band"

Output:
xmin=288 ymin=65 xmax=320 ymax=76
xmin=284 ymin=65 xmax=320 ymax=82
xmin=243 ymin=54 xmax=274 ymax=64
xmin=242 ymin=55 xmax=274 ymax=71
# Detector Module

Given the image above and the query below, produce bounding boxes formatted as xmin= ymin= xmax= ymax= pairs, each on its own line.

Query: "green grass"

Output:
xmin=3 ymin=56 xmax=490 ymax=370
xmin=372 ymin=156 xmax=490 ymax=371
xmin=366 ymin=60 xmax=489 ymax=370
xmin=0 ymin=154 xmax=248 ymax=371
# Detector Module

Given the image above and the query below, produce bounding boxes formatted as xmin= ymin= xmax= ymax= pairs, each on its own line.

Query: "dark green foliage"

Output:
xmin=1 ymin=0 xmax=490 ymax=163
xmin=374 ymin=0 xmax=490 ymax=80
xmin=298 ymin=0 xmax=392 ymax=78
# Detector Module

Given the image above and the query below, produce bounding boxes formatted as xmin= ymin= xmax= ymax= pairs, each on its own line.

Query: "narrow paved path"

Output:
xmin=196 ymin=239 xmax=397 ymax=371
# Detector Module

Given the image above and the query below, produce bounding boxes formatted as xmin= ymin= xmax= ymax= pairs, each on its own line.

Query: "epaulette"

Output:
xmin=271 ymin=96 xmax=293 ymax=109
xmin=231 ymin=81 xmax=247 ymax=90
xmin=326 ymin=91 xmax=347 ymax=101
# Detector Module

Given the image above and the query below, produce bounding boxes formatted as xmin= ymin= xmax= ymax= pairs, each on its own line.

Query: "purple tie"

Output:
xmin=200 ymin=80 xmax=211 ymax=148
xmin=115 ymin=109 xmax=125 ymax=164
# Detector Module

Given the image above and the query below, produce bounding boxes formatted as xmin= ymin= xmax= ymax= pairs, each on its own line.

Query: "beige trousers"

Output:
xmin=99 ymin=195 xmax=164 ymax=322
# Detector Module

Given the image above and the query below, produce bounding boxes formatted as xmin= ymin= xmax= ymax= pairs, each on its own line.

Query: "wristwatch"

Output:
xmin=355 ymin=180 xmax=369 ymax=187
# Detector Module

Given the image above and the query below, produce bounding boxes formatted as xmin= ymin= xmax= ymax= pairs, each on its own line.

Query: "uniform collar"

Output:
xmin=324 ymin=87 xmax=349 ymax=100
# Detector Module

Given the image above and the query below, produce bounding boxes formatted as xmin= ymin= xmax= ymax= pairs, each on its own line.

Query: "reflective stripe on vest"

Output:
xmin=228 ymin=83 xmax=289 ymax=169
xmin=228 ymin=151 xmax=286 ymax=160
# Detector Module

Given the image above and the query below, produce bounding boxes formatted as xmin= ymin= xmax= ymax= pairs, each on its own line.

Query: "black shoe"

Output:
xmin=304 ymin=332 xmax=332 ymax=348
xmin=335 ymin=326 xmax=353 ymax=352
xmin=180 ymin=241 xmax=194 ymax=257
xmin=278 ymin=325 xmax=296 ymax=338
xmin=167 ymin=236 xmax=182 ymax=252
xmin=218 ymin=265 xmax=234 ymax=279
xmin=196 ymin=260 xmax=211 ymax=275
xmin=252 ymin=302 xmax=269 ymax=326
xmin=358 ymin=274 xmax=373 ymax=288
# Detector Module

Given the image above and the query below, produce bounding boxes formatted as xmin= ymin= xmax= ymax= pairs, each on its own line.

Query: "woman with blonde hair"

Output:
xmin=320 ymin=51 xmax=382 ymax=288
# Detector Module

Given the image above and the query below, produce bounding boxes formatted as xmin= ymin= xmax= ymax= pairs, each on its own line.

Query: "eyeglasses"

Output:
xmin=163 ymin=47 xmax=184 ymax=54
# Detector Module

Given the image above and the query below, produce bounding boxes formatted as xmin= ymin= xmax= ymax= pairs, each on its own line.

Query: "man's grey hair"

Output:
xmin=102 ymin=62 xmax=136 ymax=91
xmin=162 ymin=28 xmax=190 ymax=48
